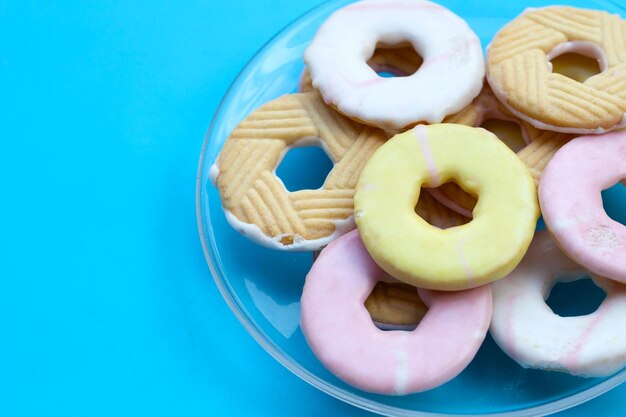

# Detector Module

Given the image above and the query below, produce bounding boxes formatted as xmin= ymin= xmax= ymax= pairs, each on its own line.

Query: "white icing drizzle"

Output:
xmin=545 ymin=41 xmax=608 ymax=73
xmin=393 ymin=348 xmax=409 ymax=395
xmin=213 ymin=135 xmax=352 ymax=251
xmin=271 ymin=136 xmax=337 ymax=179
xmin=209 ymin=162 xmax=219 ymax=186
xmin=224 ymin=210 xmax=355 ymax=252
xmin=486 ymin=7 xmax=626 ymax=134
xmin=488 ymin=74 xmax=626 ymax=134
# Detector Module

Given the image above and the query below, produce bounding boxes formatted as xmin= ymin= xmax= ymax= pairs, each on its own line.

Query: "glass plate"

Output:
xmin=196 ymin=0 xmax=626 ymax=415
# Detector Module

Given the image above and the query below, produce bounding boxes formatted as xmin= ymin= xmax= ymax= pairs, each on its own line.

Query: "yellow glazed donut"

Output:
xmin=354 ymin=124 xmax=539 ymax=291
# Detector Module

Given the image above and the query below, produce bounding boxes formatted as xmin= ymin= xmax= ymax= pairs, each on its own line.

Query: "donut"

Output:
xmin=212 ymin=92 xmax=386 ymax=251
xmin=491 ymin=230 xmax=626 ymax=377
xmin=300 ymin=229 xmax=492 ymax=394
xmin=487 ymin=6 xmax=626 ymax=134
xmin=304 ymin=0 xmax=484 ymax=130
xmin=539 ymin=129 xmax=626 ymax=282
xmin=354 ymin=124 xmax=539 ymax=290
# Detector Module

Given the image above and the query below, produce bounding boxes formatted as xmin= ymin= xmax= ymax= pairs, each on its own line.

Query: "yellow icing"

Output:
xmin=354 ymin=124 xmax=539 ymax=291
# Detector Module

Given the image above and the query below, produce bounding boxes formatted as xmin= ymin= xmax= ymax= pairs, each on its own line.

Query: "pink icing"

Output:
xmin=414 ymin=125 xmax=441 ymax=186
xmin=420 ymin=37 xmax=481 ymax=71
xmin=491 ymin=230 xmax=626 ymax=377
xmin=539 ymin=130 xmax=626 ymax=282
xmin=455 ymin=238 xmax=476 ymax=285
xmin=300 ymin=229 xmax=492 ymax=395
xmin=559 ymin=300 xmax=610 ymax=373
xmin=297 ymin=64 xmax=408 ymax=95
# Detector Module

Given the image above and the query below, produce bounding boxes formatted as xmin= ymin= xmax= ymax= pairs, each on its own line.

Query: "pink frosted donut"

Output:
xmin=539 ymin=130 xmax=626 ymax=282
xmin=300 ymin=229 xmax=492 ymax=395
xmin=491 ymin=230 xmax=626 ymax=377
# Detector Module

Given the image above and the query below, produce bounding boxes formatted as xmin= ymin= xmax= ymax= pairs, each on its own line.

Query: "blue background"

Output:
xmin=1 ymin=0 xmax=626 ymax=415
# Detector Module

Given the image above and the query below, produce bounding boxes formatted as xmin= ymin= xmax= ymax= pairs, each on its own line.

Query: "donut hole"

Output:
xmin=364 ymin=281 xmax=427 ymax=331
xmin=602 ymin=181 xmax=626 ymax=225
xmin=545 ymin=276 xmax=606 ymax=317
xmin=548 ymin=44 xmax=603 ymax=83
xmin=416 ymin=182 xmax=475 ymax=228
xmin=275 ymin=145 xmax=333 ymax=191
xmin=367 ymin=42 xmax=423 ymax=78
xmin=479 ymin=119 xmax=526 ymax=153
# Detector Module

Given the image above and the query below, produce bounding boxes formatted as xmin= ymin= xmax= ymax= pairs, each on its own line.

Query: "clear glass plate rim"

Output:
xmin=195 ymin=0 xmax=626 ymax=415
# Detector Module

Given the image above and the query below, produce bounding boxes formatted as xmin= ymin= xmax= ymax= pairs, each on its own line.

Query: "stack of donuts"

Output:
xmin=211 ymin=0 xmax=626 ymax=395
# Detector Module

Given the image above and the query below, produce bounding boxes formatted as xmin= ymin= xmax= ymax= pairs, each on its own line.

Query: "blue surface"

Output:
xmin=1 ymin=0 xmax=626 ymax=416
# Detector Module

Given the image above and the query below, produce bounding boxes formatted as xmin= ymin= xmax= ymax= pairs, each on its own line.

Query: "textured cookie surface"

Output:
xmin=518 ymin=132 xmax=572 ymax=185
xmin=365 ymin=281 xmax=428 ymax=326
xmin=214 ymin=92 xmax=387 ymax=250
xmin=488 ymin=6 xmax=626 ymax=133
xmin=414 ymin=188 xmax=471 ymax=229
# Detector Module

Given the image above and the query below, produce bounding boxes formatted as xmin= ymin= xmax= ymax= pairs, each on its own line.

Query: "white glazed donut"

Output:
xmin=304 ymin=0 xmax=485 ymax=130
xmin=490 ymin=230 xmax=626 ymax=377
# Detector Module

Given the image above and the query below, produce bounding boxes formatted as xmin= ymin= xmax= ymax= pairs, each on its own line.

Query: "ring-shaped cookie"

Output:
xmin=539 ymin=130 xmax=626 ymax=282
xmin=491 ymin=230 xmax=626 ymax=377
xmin=354 ymin=124 xmax=539 ymax=290
xmin=488 ymin=6 xmax=626 ymax=134
xmin=213 ymin=92 xmax=386 ymax=251
xmin=301 ymin=229 xmax=492 ymax=394
xmin=304 ymin=0 xmax=484 ymax=130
